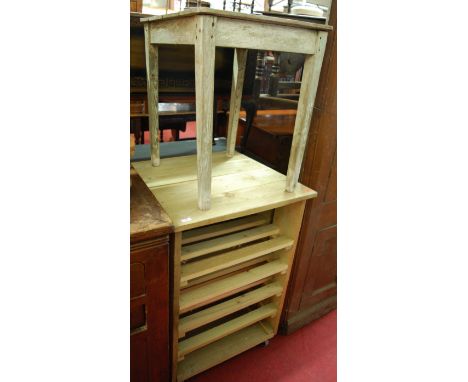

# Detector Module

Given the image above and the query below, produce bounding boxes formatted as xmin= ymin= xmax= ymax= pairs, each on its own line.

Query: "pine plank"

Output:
xmin=181 ymin=223 xmax=280 ymax=262
xmin=181 ymin=213 xmax=270 ymax=245
xmin=178 ymin=303 xmax=276 ymax=359
xmin=179 ymin=261 xmax=288 ymax=314
xmin=132 ymin=152 xmax=261 ymax=189
xmin=181 ymin=256 xmax=274 ymax=290
xmin=132 ymin=152 xmax=317 ymax=231
xmin=179 ymin=283 xmax=282 ymax=337
xmin=180 ymin=236 xmax=292 ymax=285
xmin=177 ymin=322 xmax=274 ymax=381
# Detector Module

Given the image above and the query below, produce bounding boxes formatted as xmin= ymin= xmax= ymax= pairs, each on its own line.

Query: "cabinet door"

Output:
xmin=131 ymin=240 xmax=170 ymax=382
xmin=281 ymin=1 xmax=337 ymax=334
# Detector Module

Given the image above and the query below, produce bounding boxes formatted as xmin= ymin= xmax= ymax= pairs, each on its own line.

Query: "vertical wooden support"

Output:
xmin=268 ymin=201 xmax=306 ymax=333
xmin=285 ymin=31 xmax=328 ymax=192
xmin=144 ymin=24 xmax=160 ymax=167
xmin=226 ymin=48 xmax=248 ymax=157
xmin=195 ymin=16 xmax=217 ymax=210
xmin=171 ymin=232 xmax=182 ymax=382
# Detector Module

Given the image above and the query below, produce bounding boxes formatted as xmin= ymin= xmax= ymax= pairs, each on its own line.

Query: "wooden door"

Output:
xmin=280 ymin=0 xmax=337 ymax=334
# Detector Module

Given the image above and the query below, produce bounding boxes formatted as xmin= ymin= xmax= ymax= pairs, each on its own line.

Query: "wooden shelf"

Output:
xmin=178 ymin=303 xmax=276 ymax=359
xmin=179 ymin=261 xmax=287 ymax=314
xmin=177 ymin=321 xmax=274 ymax=381
xmin=181 ymin=256 xmax=275 ymax=290
xmin=180 ymin=236 xmax=292 ymax=285
xmin=179 ymin=282 xmax=283 ymax=338
xmin=181 ymin=213 xmax=271 ymax=245
xmin=181 ymin=223 xmax=280 ymax=262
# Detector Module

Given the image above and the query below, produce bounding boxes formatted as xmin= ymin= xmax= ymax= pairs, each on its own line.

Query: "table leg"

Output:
xmin=285 ymin=32 xmax=328 ymax=192
xmin=226 ymin=48 xmax=248 ymax=157
xmin=195 ymin=16 xmax=216 ymax=210
xmin=144 ymin=24 xmax=160 ymax=166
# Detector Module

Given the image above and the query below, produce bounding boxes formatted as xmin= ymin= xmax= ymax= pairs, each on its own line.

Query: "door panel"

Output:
xmin=281 ymin=0 xmax=337 ymax=334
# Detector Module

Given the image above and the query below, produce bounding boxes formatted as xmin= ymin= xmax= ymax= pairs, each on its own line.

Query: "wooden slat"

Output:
xmin=179 ymin=261 xmax=287 ymax=314
xmin=132 ymin=152 xmax=317 ymax=232
xmin=181 ymin=256 xmax=274 ymax=290
xmin=177 ymin=322 xmax=274 ymax=381
xmin=178 ymin=303 xmax=276 ymax=359
xmin=181 ymin=213 xmax=270 ymax=245
xmin=181 ymin=223 xmax=279 ymax=261
xmin=181 ymin=261 xmax=263 ymax=290
xmin=181 ymin=236 xmax=292 ymax=285
xmin=195 ymin=15 xmax=216 ymax=210
xmin=226 ymin=48 xmax=248 ymax=157
xmin=179 ymin=283 xmax=282 ymax=337
xmin=133 ymin=152 xmax=263 ymax=189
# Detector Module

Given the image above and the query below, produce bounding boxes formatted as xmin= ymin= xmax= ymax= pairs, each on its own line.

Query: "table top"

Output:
xmin=130 ymin=169 xmax=173 ymax=243
xmin=140 ymin=8 xmax=332 ymax=32
xmin=132 ymin=151 xmax=316 ymax=232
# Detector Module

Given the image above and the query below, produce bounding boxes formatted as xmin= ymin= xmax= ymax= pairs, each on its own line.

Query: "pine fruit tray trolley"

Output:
xmin=135 ymin=8 xmax=331 ymax=381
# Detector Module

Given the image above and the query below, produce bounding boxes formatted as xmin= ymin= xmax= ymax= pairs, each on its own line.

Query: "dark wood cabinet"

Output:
xmin=280 ymin=1 xmax=337 ymax=334
xmin=131 ymin=169 xmax=173 ymax=381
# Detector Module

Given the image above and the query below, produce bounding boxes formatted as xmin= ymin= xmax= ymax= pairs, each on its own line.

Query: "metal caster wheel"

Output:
xmin=260 ymin=339 xmax=270 ymax=348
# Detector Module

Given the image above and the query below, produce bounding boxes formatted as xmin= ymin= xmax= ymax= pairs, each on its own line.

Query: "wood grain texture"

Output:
xmin=195 ymin=16 xmax=216 ymax=210
xmin=215 ymin=18 xmax=317 ymax=54
xmin=178 ymin=283 xmax=282 ymax=337
xmin=130 ymin=178 xmax=172 ymax=381
xmin=285 ymin=32 xmax=328 ymax=192
xmin=177 ymin=322 xmax=274 ymax=381
xmin=281 ymin=1 xmax=337 ymax=335
xmin=149 ymin=17 xmax=196 ymax=45
xmin=180 ymin=236 xmax=293 ymax=285
xmin=178 ymin=303 xmax=276 ymax=358
xmin=132 ymin=152 xmax=317 ymax=231
xmin=144 ymin=24 xmax=160 ymax=167
xmin=226 ymin=48 xmax=247 ymax=157
xmin=130 ymin=168 xmax=173 ymax=243
xmin=181 ymin=212 xmax=271 ymax=245
xmin=268 ymin=201 xmax=306 ymax=333
xmin=181 ymin=223 xmax=279 ymax=261
xmin=171 ymin=232 xmax=182 ymax=382
xmin=181 ymin=255 xmax=276 ymax=291
xmin=140 ymin=8 xmax=332 ymax=32
xmin=179 ymin=260 xmax=287 ymax=313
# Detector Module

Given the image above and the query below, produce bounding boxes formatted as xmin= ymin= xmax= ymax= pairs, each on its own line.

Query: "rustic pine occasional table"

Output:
xmin=136 ymin=9 xmax=331 ymax=381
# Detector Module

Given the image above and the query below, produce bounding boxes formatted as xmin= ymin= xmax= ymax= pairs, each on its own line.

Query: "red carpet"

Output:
xmin=191 ymin=310 xmax=337 ymax=382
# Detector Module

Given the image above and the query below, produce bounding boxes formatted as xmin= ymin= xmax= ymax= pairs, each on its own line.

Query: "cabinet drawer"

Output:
xmin=130 ymin=262 xmax=146 ymax=299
